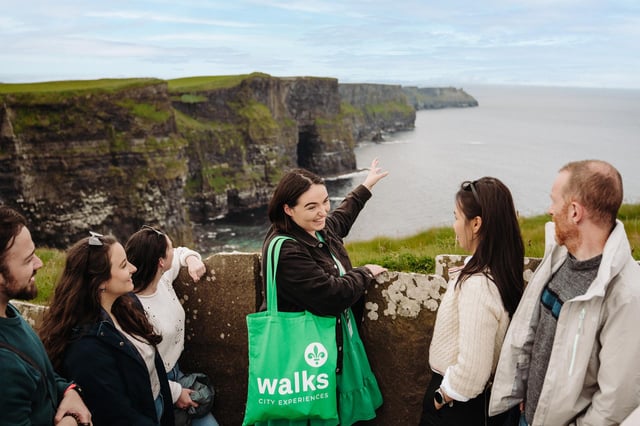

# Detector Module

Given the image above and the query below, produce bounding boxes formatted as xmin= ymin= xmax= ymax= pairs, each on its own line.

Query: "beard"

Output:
xmin=554 ymin=204 xmax=580 ymax=250
xmin=0 ymin=271 xmax=38 ymax=301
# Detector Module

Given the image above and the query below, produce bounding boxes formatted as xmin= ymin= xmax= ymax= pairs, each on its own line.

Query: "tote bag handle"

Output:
xmin=265 ymin=236 xmax=293 ymax=314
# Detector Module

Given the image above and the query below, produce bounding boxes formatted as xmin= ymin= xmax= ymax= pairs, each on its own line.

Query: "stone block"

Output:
xmin=360 ymin=271 xmax=446 ymax=425
xmin=175 ymin=251 xmax=261 ymax=426
xmin=10 ymin=300 xmax=47 ymax=331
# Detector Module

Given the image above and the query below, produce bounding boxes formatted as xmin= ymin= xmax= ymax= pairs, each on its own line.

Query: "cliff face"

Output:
xmin=0 ymin=79 xmax=192 ymax=247
xmin=170 ymin=74 xmax=355 ymax=223
xmin=0 ymin=75 xmax=476 ymax=249
xmin=339 ymin=83 xmax=416 ymax=141
xmin=402 ymin=86 xmax=479 ymax=109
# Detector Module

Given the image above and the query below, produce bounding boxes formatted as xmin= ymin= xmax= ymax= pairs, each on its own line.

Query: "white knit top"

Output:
xmin=428 ymin=269 xmax=510 ymax=401
xmin=136 ymin=246 xmax=201 ymax=403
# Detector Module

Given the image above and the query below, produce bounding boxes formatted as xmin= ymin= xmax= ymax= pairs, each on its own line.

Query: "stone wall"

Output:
xmin=16 ymin=253 xmax=541 ymax=425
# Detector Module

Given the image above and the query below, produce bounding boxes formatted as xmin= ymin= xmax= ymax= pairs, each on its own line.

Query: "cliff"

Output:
xmin=339 ymin=83 xmax=416 ymax=141
xmin=168 ymin=74 xmax=356 ymax=223
xmin=402 ymin=86 xmax=478 ymax=109
xmin=0 ymin=74 xmax=476 ymax=249
xmin=0 ymin=78 xmax=192 ymax=246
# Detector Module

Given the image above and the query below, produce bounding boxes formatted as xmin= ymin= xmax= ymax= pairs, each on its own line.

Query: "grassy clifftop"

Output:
xmin=167 ymin=73 xmax=266 ymax=92
xmin=0 ymin=78 xmax=163 ymax=96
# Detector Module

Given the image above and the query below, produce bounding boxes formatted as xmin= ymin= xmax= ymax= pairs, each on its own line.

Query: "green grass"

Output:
xmin=32 ymin=248 xmax=66 ymax=305
xmin=346 ymin=206 xmax=640 ymax=274
xmin=173 ymin=109 xmax=216 ymax=131
xmin=0 ymin=78 xmax=163 ymax=94
xmin=345 ymin=226 xmax=462 ymax=274
xmin=617 ymin=203 xmax=640 ymax=258
xmin=175 ymin=94 xmax=208 ymax=104
xmin=116 ymin=99 xmax=171 ymax=123
xmin=167 ymin=73 xmax=269 ymax=92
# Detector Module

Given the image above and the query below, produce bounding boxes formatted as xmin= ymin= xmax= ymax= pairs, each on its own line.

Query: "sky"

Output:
xmin=1 ymin=0 xmax=639 ymax=89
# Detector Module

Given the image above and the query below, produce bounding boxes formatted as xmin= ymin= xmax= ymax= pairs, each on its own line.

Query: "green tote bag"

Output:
xmin=242 ymin=236 xmax=339 ymax=426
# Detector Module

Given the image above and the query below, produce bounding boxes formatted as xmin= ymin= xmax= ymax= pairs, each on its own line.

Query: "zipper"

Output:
xmin=568 ymin=307 xmax=586 ymax=376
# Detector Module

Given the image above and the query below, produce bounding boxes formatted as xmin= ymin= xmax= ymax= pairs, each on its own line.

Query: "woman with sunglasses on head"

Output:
xmin=125 ymin=226 xmax=219 ymax=426
xmin=419 ymin=177 xmax=524 ymax=426
xmin=40 ymin=233 xmax=174 ymax=426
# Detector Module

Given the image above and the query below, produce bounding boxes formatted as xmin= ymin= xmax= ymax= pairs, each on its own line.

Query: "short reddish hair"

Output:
xmin=560 ymin=159 xmax=623 ymax=227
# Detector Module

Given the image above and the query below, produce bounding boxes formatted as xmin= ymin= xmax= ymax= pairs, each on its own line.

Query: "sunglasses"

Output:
xmin=141 ymin=225 xmax=165 ymax=236
xmin=88 ymin=231 xmax=104 ymax=246
xmin=462 ymin=180 xmax=481 ymax=206
xmin=86 ymin=232 xmax=104 ymax=273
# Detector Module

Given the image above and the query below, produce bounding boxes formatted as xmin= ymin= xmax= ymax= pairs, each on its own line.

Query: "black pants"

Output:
xmin=419 ymin=373 xmax=513 ymax=426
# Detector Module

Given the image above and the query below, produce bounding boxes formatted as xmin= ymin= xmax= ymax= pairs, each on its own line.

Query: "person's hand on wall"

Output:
xmin=186 ymin=255 xmax=206 ymax=282
xmin=364 ymin=264 xmax=388 ymax=277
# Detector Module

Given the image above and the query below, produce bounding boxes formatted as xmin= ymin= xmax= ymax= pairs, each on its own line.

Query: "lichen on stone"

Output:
xmin=378 ymin=272 xmax=447 ymax=319
xmin=365 ymin=302 xmax=379 ymax=321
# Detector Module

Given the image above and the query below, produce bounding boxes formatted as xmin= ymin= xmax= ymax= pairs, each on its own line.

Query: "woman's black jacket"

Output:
xmin=260 ymin=184 xmax=377 ymax=371
xmin=62 ymin=307 xmax=174 ymax=426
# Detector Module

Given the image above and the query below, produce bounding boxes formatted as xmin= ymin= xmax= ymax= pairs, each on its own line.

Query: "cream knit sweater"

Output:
xmin=429 ymin=270 xmax=510 ymax=401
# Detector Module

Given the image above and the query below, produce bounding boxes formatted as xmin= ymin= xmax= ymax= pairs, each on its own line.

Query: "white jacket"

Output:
xmin=489 ymin=220 xmax=640 ymax=425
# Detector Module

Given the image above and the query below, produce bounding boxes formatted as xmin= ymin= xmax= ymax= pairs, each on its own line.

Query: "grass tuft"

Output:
xmin=32 ymin=248 xmax=66 ymax=305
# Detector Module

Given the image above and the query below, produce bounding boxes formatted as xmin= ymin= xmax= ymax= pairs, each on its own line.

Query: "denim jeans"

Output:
xmin=168 ymin=363 xmax=219 ymax=426
xmin=519 ymin=413 xmax=529 ymax=426
xmin=154 ymin=394 xmax=164 ymax=422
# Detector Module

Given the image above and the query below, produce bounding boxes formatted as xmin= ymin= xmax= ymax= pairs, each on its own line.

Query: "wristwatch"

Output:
xmin=434 ymin=388 xmax=452 ymax=407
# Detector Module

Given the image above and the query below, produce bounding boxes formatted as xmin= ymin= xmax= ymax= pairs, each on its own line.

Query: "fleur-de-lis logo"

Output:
xmin=304 ymin=342 xmax=328 ymax=367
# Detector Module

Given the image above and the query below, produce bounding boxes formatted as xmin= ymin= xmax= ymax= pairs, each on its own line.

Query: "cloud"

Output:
xmin=247 ymin=0 xmax=352 ymax=15
xmin=85 ymin=10 xmax=254 ymax=28
xmin=1 ymin=0 xmax=639 ymax=88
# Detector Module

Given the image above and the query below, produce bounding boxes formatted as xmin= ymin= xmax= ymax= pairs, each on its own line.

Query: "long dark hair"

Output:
xmin=267 ymin=168 xmax=325 ymax=232
xmin=125 ymin=226 xmax=168 ymax=293
xmin=456 ymin=177 xmax=524 ymax=317
xmin=40 ymin=235 xmax=161 ymax=371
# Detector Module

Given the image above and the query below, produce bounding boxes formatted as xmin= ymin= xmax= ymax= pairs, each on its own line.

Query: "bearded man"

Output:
xmin=0 ymin=206 xmax=92 ymax=425
xmin=489 ymin=160 xmax=640 ymax=425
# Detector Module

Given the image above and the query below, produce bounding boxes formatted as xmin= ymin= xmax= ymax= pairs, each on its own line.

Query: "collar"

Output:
xmin=546 ymin=220 xmax=633 ymax=300
xmin=266 ymin=224 xmax=327 ymax=248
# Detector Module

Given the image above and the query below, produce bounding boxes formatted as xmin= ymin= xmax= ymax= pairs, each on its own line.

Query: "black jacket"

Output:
xmin=62 ymin=309 xmax=174 ymax=426
xmin=260 ymin=184 xmax=376 ymax=371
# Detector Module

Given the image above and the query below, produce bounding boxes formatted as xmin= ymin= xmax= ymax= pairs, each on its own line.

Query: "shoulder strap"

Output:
xmin=0 ymin=340 xmax=54 ymax=404
xmin=265 ymin=236 xmax=294 ymax=314
xmin=0 ymin=341 xmax=45 ymax=376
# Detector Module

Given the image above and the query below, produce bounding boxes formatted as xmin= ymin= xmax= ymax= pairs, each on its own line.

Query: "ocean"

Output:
xmin=193 ymin=84 xmax=640 ymax=255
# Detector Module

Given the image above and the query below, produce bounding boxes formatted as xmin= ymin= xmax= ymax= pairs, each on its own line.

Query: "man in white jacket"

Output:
xmin=489 ymin=159 xmax=640 ymax=425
